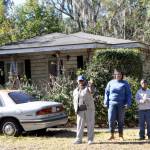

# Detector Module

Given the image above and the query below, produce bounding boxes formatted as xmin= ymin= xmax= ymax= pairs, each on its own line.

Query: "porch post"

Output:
xmin=56 ymin=52 xmax=60 ymax=76
xmin=87 ymin=48 xmax=92 ymax=62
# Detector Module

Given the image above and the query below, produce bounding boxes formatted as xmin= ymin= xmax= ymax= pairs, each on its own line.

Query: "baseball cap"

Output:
xmin=77 ymin=75 xmax=85 ymax=81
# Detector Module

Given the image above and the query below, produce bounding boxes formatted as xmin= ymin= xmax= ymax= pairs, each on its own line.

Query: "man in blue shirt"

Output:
xmin=104 ymin=69 xmax=132 ymax=140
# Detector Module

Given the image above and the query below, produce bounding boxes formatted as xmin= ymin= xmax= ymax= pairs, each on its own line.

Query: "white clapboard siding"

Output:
xmin=30 ymin=54 xmax=48 ymax=80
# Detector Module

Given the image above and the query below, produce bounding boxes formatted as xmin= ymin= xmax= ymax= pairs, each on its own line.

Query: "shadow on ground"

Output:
xmin=99 ymin=141 xmax=150 ymax=145
xmin=22 ymin=129 xmax=76 ymax=138
xmin=22 ymin=128 xmax=103 ymax=138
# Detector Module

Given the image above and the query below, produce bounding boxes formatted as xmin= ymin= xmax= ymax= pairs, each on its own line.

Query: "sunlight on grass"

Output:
xmin=0 ymin=129 xmax=150 ymax=150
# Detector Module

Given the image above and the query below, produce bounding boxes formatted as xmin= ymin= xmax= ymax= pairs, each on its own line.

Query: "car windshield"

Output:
xmin=8 ymin=91 xmax=38 ymax=104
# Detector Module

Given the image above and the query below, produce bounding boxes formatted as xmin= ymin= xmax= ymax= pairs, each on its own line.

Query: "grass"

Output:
xmin=0 ymin=128 xmax=150 ymax=150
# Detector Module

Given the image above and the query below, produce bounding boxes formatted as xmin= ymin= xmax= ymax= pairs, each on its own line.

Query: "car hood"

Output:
xmin=15 ymin=101 xmax=62 ymax=110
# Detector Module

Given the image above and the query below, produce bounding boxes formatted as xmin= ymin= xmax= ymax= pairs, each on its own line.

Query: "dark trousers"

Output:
xmin=108 ymin=103 xmax=125 ymax=134
xmin=139 ymin=109 xmax=150 ymax=138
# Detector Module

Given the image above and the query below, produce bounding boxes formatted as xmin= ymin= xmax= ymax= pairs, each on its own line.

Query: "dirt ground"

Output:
xmin=0 ymin=128 xmax=150 ymax=150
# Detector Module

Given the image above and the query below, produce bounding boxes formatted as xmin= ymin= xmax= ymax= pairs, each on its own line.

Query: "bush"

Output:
xmin=124 ymin=77 xmax=140 ymax=127
xmin=45 ymin=76 xmax=76 ymax=117
xmin=84 ymin=48 xmax=142 ymax=127
xmin=19 ymin=75 xmax=76 ymax=118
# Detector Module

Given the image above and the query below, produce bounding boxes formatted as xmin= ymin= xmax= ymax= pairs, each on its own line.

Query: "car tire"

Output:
xmin=1 ymin=119 xmax=22 ymax=136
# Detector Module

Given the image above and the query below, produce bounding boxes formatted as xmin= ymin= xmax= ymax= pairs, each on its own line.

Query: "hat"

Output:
xmin=141 ymin=79 xmax=147 ymax=84
xmin=77 ymin=75 xmax=85 ymax=81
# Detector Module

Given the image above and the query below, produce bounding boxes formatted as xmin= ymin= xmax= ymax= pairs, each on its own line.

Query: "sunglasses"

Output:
xmin=79 ymin=80 xmax=84 ymax=82
xmin=113 ymin=74 xmax=122 ymax=76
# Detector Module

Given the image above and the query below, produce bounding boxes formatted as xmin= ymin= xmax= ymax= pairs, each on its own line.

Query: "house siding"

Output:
xmin=30 ymin=54 xmax=48 ymax=81
xmin=0 ymin=48 xmax=150 ymax=84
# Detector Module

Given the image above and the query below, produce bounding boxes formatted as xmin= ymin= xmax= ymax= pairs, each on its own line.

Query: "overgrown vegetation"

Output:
xmin=84 ymin=48 xmax=142 ymax=126
xmin=19 ymin=75 xmax=76 ymax=119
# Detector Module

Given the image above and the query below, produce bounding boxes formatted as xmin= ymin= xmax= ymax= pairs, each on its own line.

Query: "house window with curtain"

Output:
xmin=5 ymin=61 xmax=25 ymax=81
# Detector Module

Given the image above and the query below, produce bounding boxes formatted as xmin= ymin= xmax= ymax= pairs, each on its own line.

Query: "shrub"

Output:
xmin=84 ymin=48 xmax=142 ymax=127
xmin=19 ymin=75 xmax=76 ymax=118
xmin=45 ymin=76 xmax=76 ymax=117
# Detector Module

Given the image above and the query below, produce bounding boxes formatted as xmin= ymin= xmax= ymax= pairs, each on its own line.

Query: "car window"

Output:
xmin=0 ymin=97 xmax=4 ymax=107
xmin=8 ymin=91 xmax=38 ymax=104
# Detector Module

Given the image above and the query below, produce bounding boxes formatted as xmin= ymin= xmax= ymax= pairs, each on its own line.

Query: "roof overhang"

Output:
xmin=0 ymin=42 xmax=149 ymax=55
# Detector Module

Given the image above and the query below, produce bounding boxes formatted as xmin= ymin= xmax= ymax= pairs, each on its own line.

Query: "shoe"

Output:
xmin=118 ymin=136 xmax=124 ymax=141
xmin=108 ymin=136 xmax=115 ymax=140
xmin=108 ymin=133 xmax=115 ymax=140
xmin=88 ymin=140 xmax=93 ymax=145
xmin=73 ymin=140 xmax=82 ymax=144
xmin=139 ymin=137 xmax=145 ymax=140
xmin=119 ymin=133 xmax=124 ymax=141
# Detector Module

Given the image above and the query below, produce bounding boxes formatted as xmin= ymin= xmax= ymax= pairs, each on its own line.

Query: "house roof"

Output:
xmin=0 ymin=32 xmax=149 ymax=55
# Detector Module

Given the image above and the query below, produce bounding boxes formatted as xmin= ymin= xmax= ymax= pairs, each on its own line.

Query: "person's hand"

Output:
xmin=146 ymin=98 xmax=150 ymax=101
xmin=140 ymin=99 xmax=146 ymax=103
xmin=104 ymin=104 xmax=108 ymax=108
xmin=124 ymin=104 xmax=130 ymax=109
xmin=142 ymin=94 xmax=148 ymax=103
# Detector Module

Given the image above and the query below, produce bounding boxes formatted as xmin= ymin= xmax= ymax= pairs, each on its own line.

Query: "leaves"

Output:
xmin=84 ymin=48 xmax=142 ymax=125
xmin=0 ymin=0 xmax=63 ymax=45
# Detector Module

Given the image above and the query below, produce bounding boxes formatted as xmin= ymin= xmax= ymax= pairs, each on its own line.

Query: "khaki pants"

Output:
xmin=76 ymin=109 xmax=95 ymax=142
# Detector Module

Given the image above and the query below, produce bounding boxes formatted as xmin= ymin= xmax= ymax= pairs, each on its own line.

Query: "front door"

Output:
xmin=0 ymin=61 xmax=5 ymax=85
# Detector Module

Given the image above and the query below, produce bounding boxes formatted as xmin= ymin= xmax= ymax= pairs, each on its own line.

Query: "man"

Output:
xmin=135 ymin=79 xmax=150 ymax=140
xmin=104 ymin=69 xmax=132 ymax=140
xmin=73 ymin=75 xmax=95 ymax=145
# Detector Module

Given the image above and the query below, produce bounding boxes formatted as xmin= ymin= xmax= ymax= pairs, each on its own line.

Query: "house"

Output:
xmin=0 ymin=32 xmax=149 ymax=85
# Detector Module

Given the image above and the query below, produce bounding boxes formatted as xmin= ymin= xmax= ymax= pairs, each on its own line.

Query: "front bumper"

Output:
xmin=20 ymin=113 xmax=68 ymax=131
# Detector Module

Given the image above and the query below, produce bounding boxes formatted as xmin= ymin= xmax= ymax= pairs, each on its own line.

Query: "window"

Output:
xmin=48 ymin=55 xmax=57 ymax=76
xmin=25 ymin=59 xmax=31 ymax=79
xmin=5 ymin=61 xmax=24 ymax=81
xmin=0 ymin=61 xmax=5 ymax=85
xmin=8 ymin=91 xmax=38 ymax=104
xmin=77 ymin=56 xmax=83 ymax=69
xmin=0 ymin=96 xmax=4 ymax=107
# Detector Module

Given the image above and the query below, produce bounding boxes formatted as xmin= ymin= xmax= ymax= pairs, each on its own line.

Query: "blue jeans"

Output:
xmin=139 ymin=109 xmax=150 ymax=138
xmin=108 ymin=103 xmax=125 ymax=134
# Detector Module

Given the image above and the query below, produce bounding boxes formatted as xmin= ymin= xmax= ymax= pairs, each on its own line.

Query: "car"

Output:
xmin=0 ymin=90 xmax=68 ymax=136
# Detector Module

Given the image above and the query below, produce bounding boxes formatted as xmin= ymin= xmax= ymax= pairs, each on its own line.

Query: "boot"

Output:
xmin=119 ymin=133 xmax=124 ymax=141
xmin=108 ymin=133 xmax=115 ymax=140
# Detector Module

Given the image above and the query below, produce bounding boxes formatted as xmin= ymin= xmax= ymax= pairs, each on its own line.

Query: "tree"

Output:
xmin=46 ymin=0 xmax=102 ymax=31
xmin=0 ymin=0 xmax=64 ymax=45
xmin=13 ymin=0 xmax=63 ymax=40
xmin=0 ymin=0 xmax=15 ymax=45
xmin=47 ymin=0 xmax=150 ymax=44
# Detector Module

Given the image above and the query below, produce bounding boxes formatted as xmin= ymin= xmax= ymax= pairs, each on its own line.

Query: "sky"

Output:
xmin=13 ymin=0 xmax=26 ymax=6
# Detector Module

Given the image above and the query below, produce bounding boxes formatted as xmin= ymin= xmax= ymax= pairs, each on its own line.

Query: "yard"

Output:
xmin=0 ymin=128 xmax=150 ymax=150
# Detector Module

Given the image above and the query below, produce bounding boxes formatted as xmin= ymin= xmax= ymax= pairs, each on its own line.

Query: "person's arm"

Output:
xmin=135 ymin=90 xmax=146 ymax=104
xmin=88 ymin=83 xmax=99 ymax=103
xmin=104 ymin=82 xmax=110 ymax=107
xmin=73 ymin=89 xmax=78 ymax=113
xmin=142 ymin=90 xmax=150 ymax=102
xmin=87 ymin=81 xmax=94 ymax=94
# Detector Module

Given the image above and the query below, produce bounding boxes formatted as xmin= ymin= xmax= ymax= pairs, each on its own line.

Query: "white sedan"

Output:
xmin=0 ymin=90 xmax=68 ymax=136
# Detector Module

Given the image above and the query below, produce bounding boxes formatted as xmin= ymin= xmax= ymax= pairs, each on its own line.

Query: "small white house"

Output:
xmin=0 ymin=32 xmax=149 ymax=85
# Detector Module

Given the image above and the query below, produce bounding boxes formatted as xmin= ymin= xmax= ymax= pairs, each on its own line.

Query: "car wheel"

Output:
xmin=1 ymin=119 xmax=22 ymax=136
